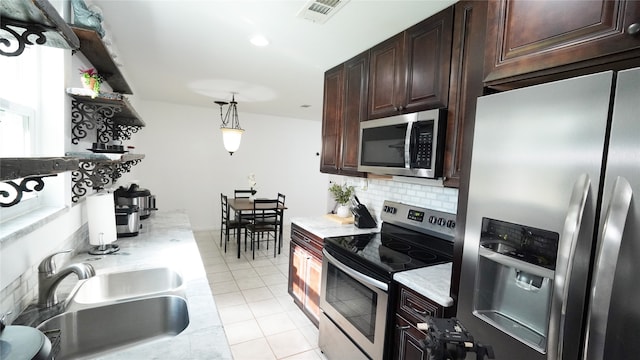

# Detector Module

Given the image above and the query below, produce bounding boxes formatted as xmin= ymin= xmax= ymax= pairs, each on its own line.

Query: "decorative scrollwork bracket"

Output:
xmin=70 ymin=99 xmax=143 ymax=144
xmin=70 ymin=99 xmax=123 ymax=144
xmin=0 ymin=175 xmax=56 ymax=207
xmin=71 ymin=158 xmax=144 ymax=202
xmin=0 ymin=18 xmax=49 ymax=57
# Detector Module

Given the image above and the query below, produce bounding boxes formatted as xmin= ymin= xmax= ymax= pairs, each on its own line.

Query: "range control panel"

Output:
xmin=381 ymin=200 xmax=456 ymax=241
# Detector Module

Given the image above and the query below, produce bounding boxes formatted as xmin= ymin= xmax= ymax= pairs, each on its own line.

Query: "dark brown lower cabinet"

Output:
xmin=288 ymin=224 xmax=323 ymax=327
xmin=393 ymin=284 xmax=454 ymax=360
xmin=395 ymin=315 xmax=430 ymax=360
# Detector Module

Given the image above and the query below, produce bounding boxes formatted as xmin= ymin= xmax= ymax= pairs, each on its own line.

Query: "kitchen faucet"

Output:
xmin=38 ymin=250 xmax=96 ymax=307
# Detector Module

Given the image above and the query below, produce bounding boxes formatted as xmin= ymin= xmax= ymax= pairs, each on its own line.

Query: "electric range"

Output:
xmin=319 ymin=200 xmax=456 ymax=360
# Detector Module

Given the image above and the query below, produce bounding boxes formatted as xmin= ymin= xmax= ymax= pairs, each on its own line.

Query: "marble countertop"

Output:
xmin=50 ymin=210 xmax=231 ymax=359
xmin=290 ymin=216 xmax=380 ymax=239
xmin=393 ymin=262 xmax=454 ymax=308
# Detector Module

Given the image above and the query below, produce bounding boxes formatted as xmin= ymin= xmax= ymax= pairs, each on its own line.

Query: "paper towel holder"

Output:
xmin=88 ymin=232 xmax=120 ymax=255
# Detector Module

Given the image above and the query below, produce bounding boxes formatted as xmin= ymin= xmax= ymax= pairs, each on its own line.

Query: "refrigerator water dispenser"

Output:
xmin=473 ymin=218 xmax=559 ymax=353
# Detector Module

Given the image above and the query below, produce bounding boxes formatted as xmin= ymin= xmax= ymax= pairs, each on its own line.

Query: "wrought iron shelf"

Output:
xmin=0 ymin=0 xmax=80 ymax=57
xmin=65 ymin=152 xmax=145 ymax=202
xmin=0 ymin=157 xmax=79 ymax=207
xmin=67 ymin=89 xmax=145 ymax=144
xmin=70 ymin=26 xmax=132 ymax=94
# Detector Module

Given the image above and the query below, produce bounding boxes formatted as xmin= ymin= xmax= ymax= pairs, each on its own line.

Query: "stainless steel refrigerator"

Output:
xmin=457 ymin=67 xmax=640 ymax=360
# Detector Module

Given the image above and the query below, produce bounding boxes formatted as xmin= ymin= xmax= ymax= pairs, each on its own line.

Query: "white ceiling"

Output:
xmin=90 ymin=0 xmax=458 ymax=121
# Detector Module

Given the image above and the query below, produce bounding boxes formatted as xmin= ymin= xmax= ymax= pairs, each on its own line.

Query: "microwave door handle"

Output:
xmin=548 ymin=173 xmax=590 ymax=360
xmin=405 ymin=122 xmax=413 ymax=168
xmin=583 ymin=176 xmax=632 ymax=360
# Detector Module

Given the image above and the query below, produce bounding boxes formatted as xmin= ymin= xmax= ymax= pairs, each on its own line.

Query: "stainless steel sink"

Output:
xmin=37 ymin=295 xmax=189 ymax=359
xmin=72 ymin=267 xmax=184 ymax=304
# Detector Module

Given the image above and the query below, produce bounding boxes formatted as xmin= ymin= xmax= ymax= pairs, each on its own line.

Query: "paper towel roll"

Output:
xmin=87 ymin=191 xmax=117 ymax=246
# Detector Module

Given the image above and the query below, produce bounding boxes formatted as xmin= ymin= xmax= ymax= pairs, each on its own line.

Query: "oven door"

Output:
xmin=320 ymin=249 xmax=389 ymax=360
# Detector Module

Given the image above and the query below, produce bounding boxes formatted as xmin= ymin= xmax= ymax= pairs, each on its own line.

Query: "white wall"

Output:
xmin=132 ymin=100 xmax=328 ymax=230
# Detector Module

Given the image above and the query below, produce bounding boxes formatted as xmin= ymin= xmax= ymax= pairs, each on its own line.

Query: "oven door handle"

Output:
xmin=323 ymin=249 xmax=389 ymax=292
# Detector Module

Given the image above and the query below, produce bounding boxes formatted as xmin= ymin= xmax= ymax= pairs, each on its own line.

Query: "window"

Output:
xmin=0 ymin=98 xmax=35 ymax=157
xmin=0 ymin=42 xmax=66 ymax=225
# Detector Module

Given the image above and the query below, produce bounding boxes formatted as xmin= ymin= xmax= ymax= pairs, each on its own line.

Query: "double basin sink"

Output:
xmin=37 ymin=267 xmax=189 ymax=359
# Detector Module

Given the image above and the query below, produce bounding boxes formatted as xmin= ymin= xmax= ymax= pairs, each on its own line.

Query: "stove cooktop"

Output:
xmin=323 ymin=231 xmax=453 ymax=286
xmin=323 ymin=201 xmax=456 ymax=281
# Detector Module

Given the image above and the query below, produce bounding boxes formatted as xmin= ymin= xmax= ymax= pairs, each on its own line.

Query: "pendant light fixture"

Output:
xmin=215 ymin=93 xmax=244 ymax=155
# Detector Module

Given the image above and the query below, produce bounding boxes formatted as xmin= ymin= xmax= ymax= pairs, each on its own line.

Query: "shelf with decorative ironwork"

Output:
xmin=67 ymin=89 xmax=145 ymax=145
xmin=70 ymin=26 xmax=132 ymax=94
xmin=65 ymin=152 xmax=145 ymax=202
xmin=0 ymin=0 xmax=80 ymax=57
xmin=0 ymin=157 xmax=79 ymax=207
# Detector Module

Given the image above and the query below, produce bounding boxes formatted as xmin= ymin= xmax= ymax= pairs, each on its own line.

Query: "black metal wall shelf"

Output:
xmin=67 ymin=89 xmax=145 ymax=144
xmin=1 ymin=0 xmax=80 ymax=57
xmin=70 ymin=26 xmax=132 ymax=94
xmin=66 ymin=152 xmax=145 ymax=202
xmin=0 ymin=157 xmax=79 ymax=207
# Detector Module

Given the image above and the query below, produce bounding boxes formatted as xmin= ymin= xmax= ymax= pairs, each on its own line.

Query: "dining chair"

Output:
xmin=276 ymin=193 xmax=286 ymax=254
xmin=244 ymin=199 xmax=279 ymax=259
xmin=220 ymin=193 xmax=250 ymax=253
xmin=234 ymin=189 xmax=257 ymax=221
xmin=234 ymin=189 xmax=254 ymax=199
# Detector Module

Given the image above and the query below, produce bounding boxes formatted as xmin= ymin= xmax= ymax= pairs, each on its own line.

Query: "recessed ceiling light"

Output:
xmin=250 ymin=35 xmax=269 ymax=47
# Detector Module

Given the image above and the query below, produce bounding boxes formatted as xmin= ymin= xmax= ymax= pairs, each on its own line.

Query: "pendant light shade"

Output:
xmin=216 ymin=93 xmax=244 ymax=155
xmin=221 ymin=128 xmax=243 ymax=154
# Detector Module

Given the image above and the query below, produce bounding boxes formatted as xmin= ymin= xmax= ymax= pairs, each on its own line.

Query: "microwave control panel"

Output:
xmin=412 ymin=121 xmax=434 ymax=168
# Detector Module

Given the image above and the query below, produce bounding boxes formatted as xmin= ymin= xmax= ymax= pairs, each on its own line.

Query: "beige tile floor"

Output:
xmin=194 ymin=227 xmax=327 ymax=360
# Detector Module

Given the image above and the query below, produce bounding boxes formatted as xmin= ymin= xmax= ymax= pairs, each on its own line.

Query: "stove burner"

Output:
xmin=379 ymin=247 xmax=412 ymax=265
xmin=408 ymin=250 xmax=437 ymax=262
xmin=385 ymin=242 xmax=411 ymax=252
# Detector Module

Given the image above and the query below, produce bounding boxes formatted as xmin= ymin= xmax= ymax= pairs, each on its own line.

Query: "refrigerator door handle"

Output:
xmin=583 ymin=176 xmax=633 ymax=360
xmin=549 ymin=173 xmax=591 ymax=360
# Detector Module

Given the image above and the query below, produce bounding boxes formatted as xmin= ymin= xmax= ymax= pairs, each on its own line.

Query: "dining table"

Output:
xmin=227 ymin=198 xmax=287 ymax=259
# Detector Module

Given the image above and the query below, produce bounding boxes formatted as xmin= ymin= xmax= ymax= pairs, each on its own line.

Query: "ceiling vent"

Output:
xmin=296 ymin=0 xmax=350 ymax=24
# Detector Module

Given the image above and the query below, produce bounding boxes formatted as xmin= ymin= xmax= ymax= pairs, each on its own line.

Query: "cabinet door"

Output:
xmin=404 ymin=6 xmax=453 ymax=113
xmin=484 ymin=0 xmax=640 ymax=87
xmin=288 ymin=243 xmax=306 ymax=306
xmin=394 ymin=315 xmax=429 ymax=360
xmin=304 ymin=254 xmax=322 ymax=324
xmin=443 ymin=0 xmax=488 ymax=188
xmin=341 ymin=51 xmax=369 ymax=176
xmin=320 ymin=64 xmax=344 ymax=174
xmin=368 ymin=33 xmax=405 ymax=119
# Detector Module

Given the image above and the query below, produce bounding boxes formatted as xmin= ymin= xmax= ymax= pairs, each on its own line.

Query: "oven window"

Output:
xmin=360 ymin=124 xmax=406 ymax=167
xmin=325 ymin=262 xmax=377 ymax=342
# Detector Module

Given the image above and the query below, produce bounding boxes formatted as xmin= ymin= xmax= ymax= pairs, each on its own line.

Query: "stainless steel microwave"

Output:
xmin=358 ymin=109 xmax=446 ymax=178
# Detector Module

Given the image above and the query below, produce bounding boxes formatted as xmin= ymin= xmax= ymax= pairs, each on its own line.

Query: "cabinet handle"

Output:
xmin=398 ymin=105 xmax=404 ymax=111
xmin=409 ymin=305 xmax=428 ymax=316
xmin=393 ymin=105 xmax=399 ymax=111
xmin=396 ymin=325 xmax=410 ymax=330
xmin=628 ymin=23 xmax=640 ymax=35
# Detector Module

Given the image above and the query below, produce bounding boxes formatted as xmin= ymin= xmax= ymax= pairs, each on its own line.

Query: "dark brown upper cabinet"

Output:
xmin=320 ymin=52 xmax=368 ymax=177
xmin=443 ymin=0 xmax=488 ymax=189
xmin=484 ymin=0 xmax=640 ymax=89
xmin=367 ymin=7 xmax=454 ymax=120
xmin=320 ymin=64 xmax=343 ymax=175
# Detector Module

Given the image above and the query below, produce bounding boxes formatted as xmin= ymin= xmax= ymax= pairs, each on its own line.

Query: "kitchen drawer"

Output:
xmin=291 ymin=223 xmax=323 ymax=258
xmin=397 ymin=284 xmax=445 ymax=324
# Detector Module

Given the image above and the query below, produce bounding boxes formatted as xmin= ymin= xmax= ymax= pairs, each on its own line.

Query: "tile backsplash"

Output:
xmin=331 ymin=176 xmax=459 ymax=223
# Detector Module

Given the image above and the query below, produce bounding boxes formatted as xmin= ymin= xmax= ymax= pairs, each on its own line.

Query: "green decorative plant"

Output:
xmin=329 ymin=183 xmax=355 ymax=205
xmin=79 ymin=68 xmax=103 ymax=98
